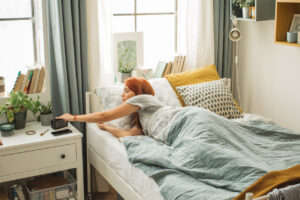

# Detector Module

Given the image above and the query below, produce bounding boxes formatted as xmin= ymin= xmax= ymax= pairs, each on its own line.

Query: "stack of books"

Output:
xmin=11 ymin=67 xmax=45 ymax=94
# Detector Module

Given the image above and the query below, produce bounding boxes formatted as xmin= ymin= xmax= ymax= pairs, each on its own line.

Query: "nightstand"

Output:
xmin=0 ymin=122 xmax=84 ymax=200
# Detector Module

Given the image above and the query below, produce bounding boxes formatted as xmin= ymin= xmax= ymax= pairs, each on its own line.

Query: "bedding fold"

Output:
xmin=121 ymin=107 xmax=300 ymax=200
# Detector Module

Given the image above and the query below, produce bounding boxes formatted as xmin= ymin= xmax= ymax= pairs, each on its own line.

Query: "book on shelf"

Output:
xmin=172 ymin=56 xmax=186 ymax=74
xmin=21 ymin=69 xmax=32 ymax=94
xmin=29 ymin=68 xmax=40 ymax=94
xmin=153 ymin=61 xmax=168 ymax=78
xmin=20 ymin=70 xmax=30 ymax=93
xmin=35 ymin=66 xmax=45 ymax=94
xmin=12 ymin=72 xmax=25 ymax=92
xmin=162 ymin=61 xmax=172 ymax=77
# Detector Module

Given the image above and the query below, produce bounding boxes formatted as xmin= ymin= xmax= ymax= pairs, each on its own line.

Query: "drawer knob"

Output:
xmin=61 ymin=154 xmax=66 ymax=159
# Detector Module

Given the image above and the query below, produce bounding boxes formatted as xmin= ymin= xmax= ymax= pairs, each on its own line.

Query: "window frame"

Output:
xmin=0 ymin=0 xmax=38 ymax=63
xmin=112 ymin=0 xmax=179 ymax=52
xmin=0 ymin=0 xmax=50 ymax=104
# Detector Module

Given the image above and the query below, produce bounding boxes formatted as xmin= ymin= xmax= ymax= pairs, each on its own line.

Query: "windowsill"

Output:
xmin=0 ymin=89 xmax=50 ymax=104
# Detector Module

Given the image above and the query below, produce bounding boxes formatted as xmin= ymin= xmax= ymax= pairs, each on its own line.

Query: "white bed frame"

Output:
xmin=85 ymin=91 xmax=269 ymax=200
xmin=86 ymin=91 xmax=143 ymax=200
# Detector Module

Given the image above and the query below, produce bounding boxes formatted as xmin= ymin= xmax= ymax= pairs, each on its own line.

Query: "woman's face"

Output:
xmin=121 ymin=85 xmax=135 ymax=102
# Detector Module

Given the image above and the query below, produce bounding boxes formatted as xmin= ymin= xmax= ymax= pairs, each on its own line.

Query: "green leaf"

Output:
xmin=6 ymin=110 xmax=14 ymax=122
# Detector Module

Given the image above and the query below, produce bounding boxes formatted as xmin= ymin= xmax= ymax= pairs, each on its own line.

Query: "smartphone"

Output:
xmin=51 ymin=129 xmax=72 ymax=136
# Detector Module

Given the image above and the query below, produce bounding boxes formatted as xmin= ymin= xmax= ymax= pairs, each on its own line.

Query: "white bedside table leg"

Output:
xmin=76 ymin=140 xmax=84 ymax=200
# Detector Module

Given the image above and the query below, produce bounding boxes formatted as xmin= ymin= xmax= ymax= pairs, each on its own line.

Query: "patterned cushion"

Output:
xmin=176 ymin=79 xmax=242 ymax=119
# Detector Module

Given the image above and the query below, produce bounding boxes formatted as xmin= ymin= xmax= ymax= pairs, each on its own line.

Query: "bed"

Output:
xmin=85 ymin=72 xmax=300 ymax=200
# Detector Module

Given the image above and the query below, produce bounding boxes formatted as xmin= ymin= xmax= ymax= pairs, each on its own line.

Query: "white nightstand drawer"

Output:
xmin=0 ymin=144 xmax=77 ymax=177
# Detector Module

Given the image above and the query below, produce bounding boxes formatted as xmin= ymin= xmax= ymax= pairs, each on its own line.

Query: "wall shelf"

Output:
xmin=230 ymin=0 xmax=276 ymax=21
xmin=275 ymin=0 xmax=300 ymax=46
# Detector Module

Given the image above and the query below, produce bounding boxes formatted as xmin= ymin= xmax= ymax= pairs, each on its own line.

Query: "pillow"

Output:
xmin=165 ymin=64 xmax=221 ymax=106
xmin=165 ymin=64 xmax=242 ymax=113
xmin=95 ymin=85 xmax=134 ymax=129
xmin=148 ymin=78 xmax=182 ymax=107
xmin=94 ymin=78 xmax=182 ymax=129
xmin=176 ymin=79 xmax=242 ymax=119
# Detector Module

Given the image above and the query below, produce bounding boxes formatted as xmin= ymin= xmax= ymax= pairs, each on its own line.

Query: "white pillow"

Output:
xmin=94 ymin=78 xmax=181 ymax=129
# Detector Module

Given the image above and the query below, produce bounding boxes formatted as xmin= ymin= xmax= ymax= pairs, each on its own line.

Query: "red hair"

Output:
xmin=124 ymin=77 xmax=154 ymax=96
xmin=124 ymin=77 xmax=154 ymax=128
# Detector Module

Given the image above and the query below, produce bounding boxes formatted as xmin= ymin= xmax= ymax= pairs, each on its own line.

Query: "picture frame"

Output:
xmin=289 ymin=14 xmax=300 ymax=32
xmin=113 ymin=32 xmax=144 ymax=73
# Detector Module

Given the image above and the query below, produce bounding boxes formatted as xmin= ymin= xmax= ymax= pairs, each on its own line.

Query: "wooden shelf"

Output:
xmin=275 ymin=41 xmax=300 ymax=46
xmin=275 ymin=0 xmax=300 ymax=46
xmin=230 ymin=0 xmax=275 ymax=21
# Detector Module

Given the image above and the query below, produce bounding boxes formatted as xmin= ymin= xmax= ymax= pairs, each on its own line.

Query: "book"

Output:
xmin=13 ymin=73 xmax=25 ymax=92
xmin=36 ymin=67 xmax=45 ymax=93
xmin=153 ymin=61 xmax=167 ymax=78
xmin=170 ymin=56 xmax=179 ymax=74
xmin=177 ymin=56 xmax=186 ymax=73
xmin=162 ymin=61 xmax=172 ymax=77
xmin=24 ymin=70 xmax=34 ymax=94
xmin=29 ymin=68 xmax=39 ymax=94
xmin=11 ymin=71 xmax=20 ymax=91
xmin=32 ymin=68 xmax=41 ymax=94
xmin=20 ymin=70 xmax=31 ymax=93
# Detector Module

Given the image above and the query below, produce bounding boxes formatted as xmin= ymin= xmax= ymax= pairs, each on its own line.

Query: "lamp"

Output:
xmin=229 ymin=18 xmax=242 ymax=109
xmin=229 ymin=28 xmax=241 ymax=42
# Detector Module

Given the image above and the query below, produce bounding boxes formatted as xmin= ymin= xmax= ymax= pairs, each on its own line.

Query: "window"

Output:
xmin=112 ymin=0 xmax=186 ymax=69
xmin=0 ymin=0 xmax=44 ymax=93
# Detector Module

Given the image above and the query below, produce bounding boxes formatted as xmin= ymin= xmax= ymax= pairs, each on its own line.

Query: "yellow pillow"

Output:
xmin=165 ymin=64 xmax=243 ymax=113
xmin=166 ymin=65 xmax=220 ymax=106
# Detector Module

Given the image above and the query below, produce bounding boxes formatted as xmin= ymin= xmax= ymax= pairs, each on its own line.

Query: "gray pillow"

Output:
xmin=176 ymin=78 xmax=242 ymax=119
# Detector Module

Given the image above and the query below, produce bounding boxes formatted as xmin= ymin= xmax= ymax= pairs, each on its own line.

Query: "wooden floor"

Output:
xmin=93 ymin=189 xmax=118 ymax=200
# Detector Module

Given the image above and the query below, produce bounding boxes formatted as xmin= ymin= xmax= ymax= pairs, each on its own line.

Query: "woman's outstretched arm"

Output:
xmin=56 ymin=103 xmax=140 ymax=123
xmin=97 ymin=123 xmax=143 ymax=138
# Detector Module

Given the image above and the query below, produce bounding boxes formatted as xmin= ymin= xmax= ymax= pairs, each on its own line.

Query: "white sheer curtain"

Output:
xmin=183 ymin=0 xmax=215 ymax=71
xmin=98 ymin=0 xmax=114 ymax=85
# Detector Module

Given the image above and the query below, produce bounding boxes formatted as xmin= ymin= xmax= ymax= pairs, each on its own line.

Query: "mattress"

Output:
xmin=87 ymin=113 xmax=273 ymax=200
xmin=87 ymin=123 xmax=164 ymax=200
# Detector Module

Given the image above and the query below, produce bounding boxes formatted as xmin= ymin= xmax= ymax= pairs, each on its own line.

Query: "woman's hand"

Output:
xmin=56 ymin=113 xmax=74 ymax=122
xmin=96 ymin=122 xmax=110 ymax=131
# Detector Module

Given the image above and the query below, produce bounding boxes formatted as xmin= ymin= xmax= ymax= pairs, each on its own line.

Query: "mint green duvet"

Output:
xmin=121 ymin=107 xmax=300 ymax=200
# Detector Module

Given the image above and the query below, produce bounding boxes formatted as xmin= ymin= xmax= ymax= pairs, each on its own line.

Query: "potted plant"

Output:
xmin=0 ymin=92 xmax=38 ymax=129
xmin=233 ymin=0 xmax=252 ymax=18
xmin=39 ymin=101 xmax=52 ymax=126
xmin=119 ymin=64 xmax=134 ymax=83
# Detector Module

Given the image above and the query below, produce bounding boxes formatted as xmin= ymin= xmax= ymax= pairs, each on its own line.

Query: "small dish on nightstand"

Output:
xmin=0 ymin=123 xmax=14 ymax=137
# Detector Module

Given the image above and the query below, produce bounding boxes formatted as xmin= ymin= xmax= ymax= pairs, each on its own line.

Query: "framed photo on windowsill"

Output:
xmin=113 ymin=32 xmax=144 ymax=74
xmin=289 ymin=14 xmax=300 ymax=32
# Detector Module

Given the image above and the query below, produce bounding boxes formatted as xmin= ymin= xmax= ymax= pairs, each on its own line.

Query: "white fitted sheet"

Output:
xmin=87 ymin=123 xmax=164 ymax=200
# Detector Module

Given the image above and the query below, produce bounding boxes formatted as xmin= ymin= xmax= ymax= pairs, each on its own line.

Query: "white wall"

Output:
xmin=235 ymin=20 xmax=300 ymax=132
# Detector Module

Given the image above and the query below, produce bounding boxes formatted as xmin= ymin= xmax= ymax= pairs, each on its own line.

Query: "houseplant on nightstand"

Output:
xmin=39 ymin=101 xmax=52 ymax=126
xmin=0 ymin=92 xmax=38 ymax=129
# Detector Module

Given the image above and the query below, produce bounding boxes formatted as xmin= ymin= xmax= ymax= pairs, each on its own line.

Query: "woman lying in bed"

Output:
xmin=58 ymin=77 xmax=300 ymax=200
xmin=57 ymin=77 xmax=181 ymax=142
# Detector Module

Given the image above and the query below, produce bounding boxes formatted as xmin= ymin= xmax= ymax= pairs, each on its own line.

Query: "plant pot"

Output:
xmin=40 ymin=113 xmax=53 ymax=126
xmin=232 ymin=4 xmax=242 ymax=18
xmin=251 ymin=7 xmax=256 ymax=19
xmin=14 ymin=110 xmax=27 ymax=130
xmin=121 ymin=72 xmax=132 ymax=83
xmin=242 ymin=7 xmax=250 ymax=18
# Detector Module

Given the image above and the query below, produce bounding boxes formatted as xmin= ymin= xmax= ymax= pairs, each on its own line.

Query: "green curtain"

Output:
xmin=213 ymin=0 xmax=232 ymax=78
xmin=46 ymin=0 xmax=88 ymax=132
